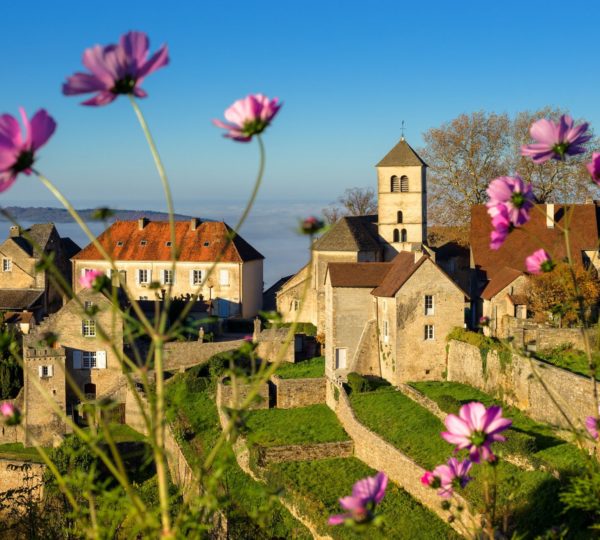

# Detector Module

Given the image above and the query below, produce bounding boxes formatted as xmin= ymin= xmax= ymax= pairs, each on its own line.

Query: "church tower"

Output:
xmin=376 ymin=137 xmax=427 ymax=260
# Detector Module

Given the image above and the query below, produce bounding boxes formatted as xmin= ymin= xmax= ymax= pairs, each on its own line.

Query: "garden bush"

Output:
xmin=435 ymin=393 xmax=462 ymax=413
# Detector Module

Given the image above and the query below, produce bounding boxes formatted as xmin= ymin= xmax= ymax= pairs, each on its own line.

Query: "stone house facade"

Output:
xmin=72 ymin=218 xmax=264 ymax=319
xmin=0 ymin=224 xmax=79 ymax=320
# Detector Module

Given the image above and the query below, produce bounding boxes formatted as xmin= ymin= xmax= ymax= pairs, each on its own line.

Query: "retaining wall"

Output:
xmin=0 ymin=459 xmax=45 ymax=513
xmin=254 ymin=440 xmax=353 ymax=467
xmin=326 ymin=380 xmax=478 ymax=537
xmin=447 ymin=339 xmax=597 ymax=430
xmin=164 ymin=339 xmax=245 ymax=372
xmin=271 ymin=375 xmax=326 ymax=408
xmin=216 ymin=379 xmax=269 ymax=410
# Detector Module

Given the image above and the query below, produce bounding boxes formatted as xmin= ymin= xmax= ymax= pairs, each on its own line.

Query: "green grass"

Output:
xmin=164 ymin=366 xmax=312 ymax=539
xmin=81 ymin=423 xmax=146 ymax=444
xmin=535 ymin=345 xmax=600 ymax=380
xmin=0 ymin=442 xmax=46 ymax=462
xmin=349 ymin=387 xmax=590 ymax=537
xmin=267 ymin=457 xmax=460 ymax=539
xmin=275 ymin=356 xmax=325 ymax=379
xmin=410 ymin=381 xmax=589 ymax=472
xmin=245 ymin=405 xmax=349 ymax=447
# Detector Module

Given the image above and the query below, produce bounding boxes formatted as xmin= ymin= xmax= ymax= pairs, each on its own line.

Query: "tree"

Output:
xmin=0 ymin=316 xmax=22 ymax=399
xmin=526 ymin=263 xmax=600 ymax=327
xmin=422 ymin=108 xmax=600 ymax=227
xmin=322 ymin=187 xmax=377 ymax=224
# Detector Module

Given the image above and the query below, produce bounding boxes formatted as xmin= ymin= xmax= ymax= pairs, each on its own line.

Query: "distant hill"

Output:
xmin=0 ymin=207 xmax=195 ymax=223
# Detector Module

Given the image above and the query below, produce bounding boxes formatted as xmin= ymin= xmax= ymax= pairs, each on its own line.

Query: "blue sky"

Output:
xmin=2 ymin=0 xmax=600 ymax=213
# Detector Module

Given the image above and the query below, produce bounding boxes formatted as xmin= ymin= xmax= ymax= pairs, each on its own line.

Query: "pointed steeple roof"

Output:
xmin=376 ymin=138 xmax=428 ymax=168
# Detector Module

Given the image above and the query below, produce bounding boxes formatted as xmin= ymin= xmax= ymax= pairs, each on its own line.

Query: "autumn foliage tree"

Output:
xmin=526 ymin=262 xmax=600 ymax=326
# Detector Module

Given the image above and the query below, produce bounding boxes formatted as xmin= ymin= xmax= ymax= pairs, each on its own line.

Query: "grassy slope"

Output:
xmin=275 ymin=356 xmax=325 ymax=379
xmin=164 ymin=369 xmax=312 ymax=539
xmin=246 ymin=404 xmax=349 ymax=447
xmin=535 ymin=346 xmax=600 ymax=380
xmin=349 ymin=387 xmax=589 ymax=537
xmin=268 ymin=457 xmax=460 ymax=540
xmin=0 ymin=443 xmax=46 ymax=462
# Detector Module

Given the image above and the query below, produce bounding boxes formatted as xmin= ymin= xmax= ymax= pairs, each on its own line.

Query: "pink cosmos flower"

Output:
xmin=441 ymin=402 xmax=512 ymax=463
xmin=328 ymin=472 xmax=387 ymax=526
xmin=79 ymin=269 xmax=105 ymax=289
xmin=585 ymin=415 xmax=599 ymax=440
xmin=525 ymin=249 xmax=554 ymax=275
xmin=420 ymin=471 xmax=435 ymax=486
xmin=490 ymin=204 xmax=512 ymax=250
xmin=586 ymin=152 xmax=600 ymax=186
xmin=213 ymin=94 xmax=282 ymax=142
xmin=63 ymin=31 xmax=169 ymax=106
xmin=0 ymin=402 xmax=21 ymax=426
xmin=486 ymin=176 xmax=534 ymax=227
xmin=432 ymin=458 xmax=472 ymax=498
xmin=521 ymin=115 xmax=591 ymax=164
xmin=0 ymin=108 xmax=56 ymax=192
xmin=479 ymin=316 xmax=490 ymax=327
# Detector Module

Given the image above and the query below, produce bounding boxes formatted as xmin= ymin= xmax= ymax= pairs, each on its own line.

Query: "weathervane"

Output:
xmin=400 ymin=120 xmax=405 ymax=141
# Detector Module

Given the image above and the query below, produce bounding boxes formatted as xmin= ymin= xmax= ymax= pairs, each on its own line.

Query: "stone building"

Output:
xmin=72 ymin=218 xmax=264 ymax=318
xmin=470 ymin=203 xmax=600 ymax=335
xmin=0 ymin=224 xmax=80 ymax=320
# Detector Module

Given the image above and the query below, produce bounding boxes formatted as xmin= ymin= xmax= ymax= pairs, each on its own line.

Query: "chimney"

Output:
xmin=190 ymin=218 xmax=201 ymax=231
xmin=138 ymin=217 xmax=149 ymax=230
xmin=546 ymin=203 xmax=554 ymax=228
xmin=9 ymin=225 xmax=20 ymax=238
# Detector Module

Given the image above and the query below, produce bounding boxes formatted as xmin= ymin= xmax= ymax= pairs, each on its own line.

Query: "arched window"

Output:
xmin=397 ymin=210 xmax=403 ymax=223
xmin=401 ymin=229 xmax=407 ymax=242
xmin=393 ymin=229 xmax=400 ymax=242
xmin=391 ymin=176 xmax=400 ymax=192
xmin=400 ymin=175 xmax=409 ymax=192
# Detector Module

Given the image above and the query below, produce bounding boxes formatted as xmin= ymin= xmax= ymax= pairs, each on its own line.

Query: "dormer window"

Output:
xmin=165 ymin=241 xmax=172 ymax=247
xmin=203 ymin=242 xmax=210 ymax=247
xmin=116 ymin=241 xmax=124 ymax=247
xmin=140 ymin=240 xmax=147 ymax=246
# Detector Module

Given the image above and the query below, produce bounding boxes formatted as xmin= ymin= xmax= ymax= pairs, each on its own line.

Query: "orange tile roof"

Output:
xmin=328 ymin=262 xmax=393 ymax=287
xmin=480 ymin=266 xmax=523 ymax=300
xmin=72 ymin=219 xmax=264 ymax=263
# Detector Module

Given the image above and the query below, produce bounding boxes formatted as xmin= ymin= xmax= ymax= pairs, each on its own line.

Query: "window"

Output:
xmin=219 ymin=269 xmax=230 ymax=286
xmin=393 ymin=229 xmax=400 ymax=242
xmin=138 ymin=269 xmax=149 ymax=284
xmin=139 ymin=296 xmax=148 ymax=300
xmin=82 ymin=351 xmax=97 ymax=369
xmin=425 ymin=295 xmax=434 ymax=315
xmin=84 ymin=301 xmax=94 ymax=310
xmin=2 ymin=258 xmax=11 ymax=272
xmin=401 ymin=229 xmax=407 ymax=242
xmin=82 ymin=319 xmax=96 ymax=337
xmin=397 ymin=211 xmax=403 ymax=224
xmin=165 ymin=241 xmax=172 ymax=247
xmin=383 ymin=320 xmax=389 ymax=343
xmin=400 ymin=175 xmax=409 ymax=192
xmin=391 ymin=175 xmax=400 ymax=192
xmin=162 ymin=269 xmax=174 ymax=285
xmin=424 ymin=325 xmax=434 ymax=340
xmin=191 ymin=269 xmax=204 ymax=286
xmin=116 ymin=241 xmax=124 ymax=247
xmin=203 ymin=242 xmax=210 ymax=247
xmin=38 ymin=365 xmax=53 ymax=378
xmin=140 ymin=240 xmax=147 ymax=246
xmin=291 ymin=299 xmax=300 ymax=311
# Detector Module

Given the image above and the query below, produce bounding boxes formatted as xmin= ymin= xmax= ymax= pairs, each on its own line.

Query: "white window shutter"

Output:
xmin=148 ymin=270 xmax=152 ymax=283
xmin=189 ymin=270 xmax=194 ymax=286
xmin=73 ymin=350 xmax=82 ymax=369
xmin=96 ymin=351 xmax=107 ymax=369
xmin=135 ymin=270 xmax=140 ymax=284
xmin=38 ymin=365 xmax=43 ymax=378
xmin=48 ymin=365 xmax=53 ymax=377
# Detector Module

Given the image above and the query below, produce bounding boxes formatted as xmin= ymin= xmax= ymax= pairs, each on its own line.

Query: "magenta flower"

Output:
xmin=442 ymin=402 xmax=512 ymax=463
xmin=489 ymin=204 xmax=512 ymax=250
xmin=0 ymin=402 xmax=21 ymax=426
xmin=525 ymin=249 xmax=554 ymax=275
xmin=420 ymin=471 xmax=436 ymax=486
xmin=213 ymin=94 xmax=282 ymax=142
xmin=585 ymin=415 xmax=599 ymax=440
xmin=432 ymin=458 xmax=473 ymax=498
xmin=299 ymin=216 xmax=325 ymax=235
xmin=63 ymin=31 xmax=169 ymax=106
xmin=479 ymin=316 xmax=490 ymax=327
xmin=0 ymin=108 xmax=56 ymax=192
xmin=586 ymin=152 xmax=600 ymax=186
xmin=328 ymin=472 xmax=387 ymax=526
xmin=79 ymin=269 xmax=105 ymax=289
xmin=521 ymin=115 xmax=591 ymax=164
xmin=486 ymin=176 xmax=534 ymax=227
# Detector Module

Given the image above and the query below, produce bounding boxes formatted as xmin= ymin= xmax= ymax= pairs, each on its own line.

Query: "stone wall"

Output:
xmin=164 ymin=339 xmax=245 ymax=372
xmin=254 ymin=328 xmax=294 ymax=364
xmin=216 ymin=379 xmax=269 ymax=410
xmin=0 ymin=459 xmax=45 ymax=510
xmin=326 ymin=380 xmax=478 ymax=536
xmin=502 ymin=316 xmax=595 ymax=350
xmin=254 ymin=440 xmax=354 ymax=467
xmin=447 ymin=339 xmax=597 ymax=429
xmin=0 ymin=390 xmax=23 ymax=444
xmin=271 ymin=375 xmax=326 ymax=408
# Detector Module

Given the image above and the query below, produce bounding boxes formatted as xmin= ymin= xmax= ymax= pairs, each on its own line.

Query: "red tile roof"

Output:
xmin=480 ymin=266 xmax=523 ymax=300
xmin=328 ymin=263 xmax=393 ymax=288
xmin=471 ymin=204 xmax=599 ymax=280
xmin=72 ymin=220 xmax=264 ymax=263
xmin=371 ymin=252 xmax=427 ymax=297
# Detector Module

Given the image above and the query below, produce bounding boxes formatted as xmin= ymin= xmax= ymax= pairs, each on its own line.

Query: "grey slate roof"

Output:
xmin=312 ymin=215 xmax=380 ymax=252
xmin=376 ymin=138 xmax=428 ymax=168
xmin=3 ymin=223 xmax=56 ymax=257
xmin=0 ymin=289 xmax=44 ymax=310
